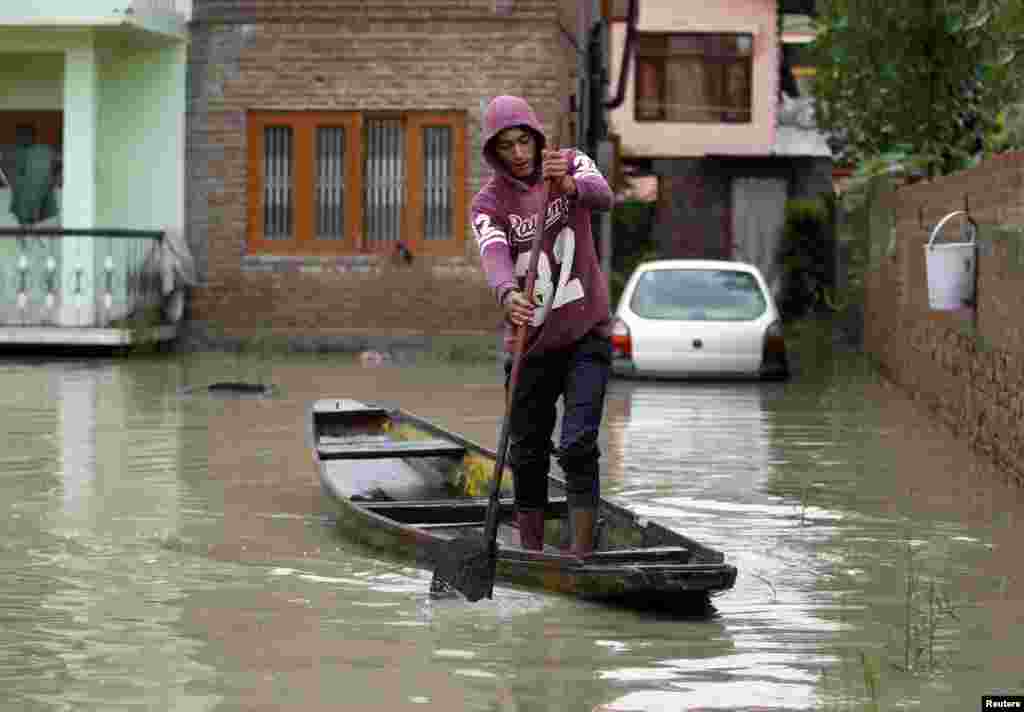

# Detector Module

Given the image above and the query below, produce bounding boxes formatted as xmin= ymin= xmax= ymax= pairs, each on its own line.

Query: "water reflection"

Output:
xmin=57 ymin=368 xmax=95 ymax=517
xmin=0 ymin=358 xmax=221 ymax=710
xmin=599 ymin=367 xmax=1024 ymax=709
xmin=53 ymin=363 xmax=186 ymax=532
xmin=601 ymin=380 xmax=835 ymax=710
xmin=0 ymin=352 xmax=1022 ymax=711
xmin=606 ymin=380 xmax=775 ymax=499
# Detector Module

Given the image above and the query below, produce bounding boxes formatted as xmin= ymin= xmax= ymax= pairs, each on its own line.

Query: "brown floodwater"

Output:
xmin=1 ymin=348 xmax=1022 ymax=711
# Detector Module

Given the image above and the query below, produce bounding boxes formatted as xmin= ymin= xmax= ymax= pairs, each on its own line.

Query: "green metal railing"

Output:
xmin=0 ymin=228 xmax=165 ymax=328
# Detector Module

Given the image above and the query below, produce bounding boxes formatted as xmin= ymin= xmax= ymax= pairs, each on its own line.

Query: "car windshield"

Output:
xmin=629 ymin=268 xmax=767 ymax=321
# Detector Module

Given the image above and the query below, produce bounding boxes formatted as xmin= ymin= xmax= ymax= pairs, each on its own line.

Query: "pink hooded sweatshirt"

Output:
xmin=472 ymin=95 xmax=614 ymax=357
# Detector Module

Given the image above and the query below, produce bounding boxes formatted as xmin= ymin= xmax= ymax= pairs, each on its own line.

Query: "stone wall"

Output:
xmin=185 ymin=0 xmax=575 ymax=340
xmin=862 ymin=153 xmax=1024 ymax=487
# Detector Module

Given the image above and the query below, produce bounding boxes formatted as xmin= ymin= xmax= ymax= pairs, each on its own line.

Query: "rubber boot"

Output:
xmin=516 ymin=509 xmax=546 ymax=551
xmin=569 ymin=507 xmax=596 ymax=559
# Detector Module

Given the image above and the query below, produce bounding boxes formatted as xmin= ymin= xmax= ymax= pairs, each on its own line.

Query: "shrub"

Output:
xmin=610 ymin=199 xmax=659 ymax=305
xmin=776 ymin=197 xmax=836 ymax=320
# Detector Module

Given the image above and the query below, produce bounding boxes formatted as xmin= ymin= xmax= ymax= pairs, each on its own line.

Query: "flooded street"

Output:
xmin=1 ymin=347 xmax=1022 ymax=711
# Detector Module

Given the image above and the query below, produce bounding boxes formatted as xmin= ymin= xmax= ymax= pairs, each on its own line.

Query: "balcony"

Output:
xmin=0 ymin=0 xmax=191 ymax=38
xmin=0 ymin=228 xmax=181 ymax=346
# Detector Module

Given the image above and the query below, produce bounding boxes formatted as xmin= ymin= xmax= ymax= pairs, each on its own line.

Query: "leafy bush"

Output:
xmin=610 ymin=199 xmax=659 ymax=306
xmin=777 ymin=197 xmax=836 ymax=320
xmin=986 ymin=101 xmax=1024 ymax=154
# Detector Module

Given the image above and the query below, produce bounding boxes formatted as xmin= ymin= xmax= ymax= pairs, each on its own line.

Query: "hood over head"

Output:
xmin=482 ymin=95 xmax=547 ymax=187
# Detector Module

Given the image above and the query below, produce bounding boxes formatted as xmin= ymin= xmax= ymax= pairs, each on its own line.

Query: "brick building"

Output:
xmin=186 ymin=0 xmax=578 ymax=343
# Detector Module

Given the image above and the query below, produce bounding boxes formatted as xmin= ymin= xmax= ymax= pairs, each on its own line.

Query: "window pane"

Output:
xmin=665 ymin=56 xmax=709 ymax=121
xmin=722 ymin=61 xmax=752 ymax=122
xmin=263 ymin=125 xmax=293 ymax=240
xmin=364 ymin=118 xmax=405 ymax=245
xmin=630 ymin=269 xmax=766 ymax=321
xmin=422 ymin=126 xmax=451 ymax=241
xmin=636 ymin=33 xmax=753 ymax=123
xmin=635 ymin=60 xmax=664 ymax=120
xmin=316 ymin=126 xmax=345 ymax=240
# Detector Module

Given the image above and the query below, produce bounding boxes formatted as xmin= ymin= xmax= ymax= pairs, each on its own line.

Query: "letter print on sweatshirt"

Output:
xmin=514 ymin=226 xmax=585 ymax=326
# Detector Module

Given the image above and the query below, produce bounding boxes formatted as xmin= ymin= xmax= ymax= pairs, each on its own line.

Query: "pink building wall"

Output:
xmin=608 ymin=0 xmax=778 ymax=158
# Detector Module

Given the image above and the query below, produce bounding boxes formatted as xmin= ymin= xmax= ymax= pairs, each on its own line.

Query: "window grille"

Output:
xmin=263 ymin=125 xmax=293 ymax=240
xmin=422 ymin=126 xmax=452 ymax=241
xmin=316 ymin=126 xmax=345 ymax=240
xmin=363 ymin=119 xmax=405 ymax=245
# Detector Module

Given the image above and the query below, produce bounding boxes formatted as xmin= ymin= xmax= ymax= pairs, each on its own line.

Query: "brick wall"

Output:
xmin=186 ymin=0 xmax=576 ymax=339
xmin=193 ymin=0 xmax=559 ymax=23
xmin=863 ymin=153 xmax=1024 ymax=487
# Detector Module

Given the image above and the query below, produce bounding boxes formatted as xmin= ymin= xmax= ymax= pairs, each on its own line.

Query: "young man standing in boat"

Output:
xmin=471 ymin=95 xmax=614 ymax=558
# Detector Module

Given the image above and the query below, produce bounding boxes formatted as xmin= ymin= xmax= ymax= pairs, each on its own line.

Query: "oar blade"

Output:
xmin=430 ymin=533 xmax=496 ymax=602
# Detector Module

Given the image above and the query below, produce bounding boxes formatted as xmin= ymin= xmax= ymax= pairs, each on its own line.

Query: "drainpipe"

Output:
xmin=587 ymin=0 xmax=638 ymax=291
xmin=592 ymin=0 xmax=612 ymax=288
xmin=605 ymin=0 xmax=638 ymax=111
xmin=577 ymin=1 xmax=592 ymax=150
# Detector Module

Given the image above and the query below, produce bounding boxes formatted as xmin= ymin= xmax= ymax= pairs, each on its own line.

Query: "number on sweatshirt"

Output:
xmin=514 ymin=227 xmax=585 ymax=327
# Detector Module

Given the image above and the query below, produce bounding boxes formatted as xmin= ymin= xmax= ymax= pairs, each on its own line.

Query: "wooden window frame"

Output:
xmin=248 ymin=111 xmax=362 ymax=255
xmin=634 ymin=33 xmax=754 ymax=125
xmin=361 ymin=111 xmax=411 ymax=257
xmin=247 ymin=110 xmax=465 ymax=257
xmin=405 ymin=112 xmax=467 ymax=257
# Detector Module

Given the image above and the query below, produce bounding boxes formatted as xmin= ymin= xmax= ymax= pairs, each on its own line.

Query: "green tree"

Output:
xmin=811 ymin=0 xmax=1024 ymax=177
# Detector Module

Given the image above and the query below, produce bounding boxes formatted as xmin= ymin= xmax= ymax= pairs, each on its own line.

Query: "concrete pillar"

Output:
xmin=61 ymin=33 xmax=98 ymax=326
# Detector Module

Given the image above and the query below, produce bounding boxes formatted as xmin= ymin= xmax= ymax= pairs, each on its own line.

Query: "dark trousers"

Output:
xmin=504 ymin=330 xmax=612 ymax=512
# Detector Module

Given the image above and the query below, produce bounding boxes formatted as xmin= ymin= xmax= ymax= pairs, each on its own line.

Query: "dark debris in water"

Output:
xmin=178 ymin=382 xmax=278 ymax=398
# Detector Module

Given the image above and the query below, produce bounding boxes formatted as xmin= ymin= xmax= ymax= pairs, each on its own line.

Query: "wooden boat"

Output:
xmin=310 ymin=398 xmax=738 ymax=606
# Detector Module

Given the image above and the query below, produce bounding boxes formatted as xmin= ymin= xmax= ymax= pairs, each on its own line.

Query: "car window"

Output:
xmin=629 ymin=268 xmax=767 ymax=321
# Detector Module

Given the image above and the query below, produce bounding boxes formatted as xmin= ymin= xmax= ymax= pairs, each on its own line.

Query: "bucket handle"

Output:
xmin=928 ymin=210 xmax=977 ymax=248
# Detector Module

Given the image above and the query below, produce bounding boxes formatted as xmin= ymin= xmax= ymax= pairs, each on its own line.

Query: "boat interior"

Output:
xmin=312 ymin=399 xmax=716 ymax=562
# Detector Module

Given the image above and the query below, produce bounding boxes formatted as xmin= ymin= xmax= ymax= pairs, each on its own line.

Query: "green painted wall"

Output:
xmin=0 ymin=0 xmax=122 ymax=20
xmin=96 ymin=41 xmax=185 ymax=232
xmin=0 ymin=25 xmax=186 ymax=326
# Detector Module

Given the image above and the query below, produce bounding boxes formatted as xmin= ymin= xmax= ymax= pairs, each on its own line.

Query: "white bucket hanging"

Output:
xmin=925 ymin=210 xmax=977 ymax=310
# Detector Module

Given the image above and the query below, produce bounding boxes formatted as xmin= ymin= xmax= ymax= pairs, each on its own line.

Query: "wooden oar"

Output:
xmin=430 ymin=156 xmax=555 ymax=602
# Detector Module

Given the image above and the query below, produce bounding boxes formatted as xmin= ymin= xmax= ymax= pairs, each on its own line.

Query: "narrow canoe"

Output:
xmin=310 ymin=398 xmax=738 ymax=607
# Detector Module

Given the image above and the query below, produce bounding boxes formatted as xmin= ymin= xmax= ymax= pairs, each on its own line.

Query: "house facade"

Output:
xmin=608 ymin=0 xmax=831 ymax=295
xmin=186 ymin=0 xmax=581 ymax=343
xmin=0 ymin=0 xmax=191 ymax=344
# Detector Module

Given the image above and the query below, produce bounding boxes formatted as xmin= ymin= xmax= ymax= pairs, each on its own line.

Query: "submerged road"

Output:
xmin=1 ymin=348 xmax=1021 ymax=710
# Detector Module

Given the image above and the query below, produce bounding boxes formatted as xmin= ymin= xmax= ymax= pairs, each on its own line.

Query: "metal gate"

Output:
xmin=731 ymin=177 xmax=787 ymax=297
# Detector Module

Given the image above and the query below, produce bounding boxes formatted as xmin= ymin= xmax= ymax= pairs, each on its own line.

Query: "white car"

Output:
xmin=611 ymin=259 xmax=790 ymax=380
